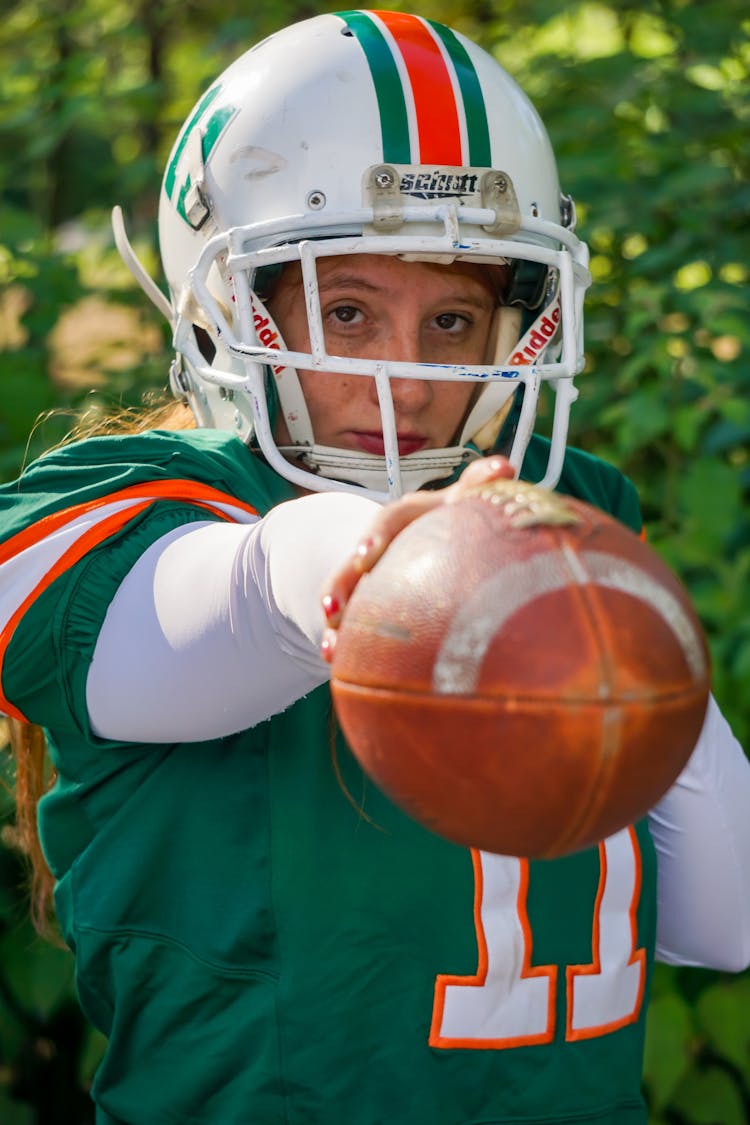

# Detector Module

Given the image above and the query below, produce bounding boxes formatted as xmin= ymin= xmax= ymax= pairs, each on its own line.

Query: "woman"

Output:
xmin=2 ymin=12 xmax=749 ymax=1124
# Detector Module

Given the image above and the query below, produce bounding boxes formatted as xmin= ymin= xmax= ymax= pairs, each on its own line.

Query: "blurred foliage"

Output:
xmin=1 ymin=0 xmax=748 ymax=1120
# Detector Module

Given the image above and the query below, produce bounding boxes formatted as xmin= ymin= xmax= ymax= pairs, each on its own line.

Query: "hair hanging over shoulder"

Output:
xmin=7 ymin=394 xmax=196 ymax=938
xmin=6 ymin=718 xmax=57 ymax=936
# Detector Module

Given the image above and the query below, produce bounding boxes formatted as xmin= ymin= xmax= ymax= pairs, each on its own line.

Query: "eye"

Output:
xmin=329 ymin=305 xmax=362 ymax=325
xmin=433 ymin=311 xmax=470 ymax=333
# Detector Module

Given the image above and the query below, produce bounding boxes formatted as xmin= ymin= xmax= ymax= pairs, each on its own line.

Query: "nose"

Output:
xmin=385 ymin=375 xmax=433 ymax=415
xmin=367 ymin=322 xmax=433 ymax=415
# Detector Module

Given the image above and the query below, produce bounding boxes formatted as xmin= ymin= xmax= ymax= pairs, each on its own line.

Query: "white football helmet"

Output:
xmin=114 ymin=10 xmax=591 ymax=499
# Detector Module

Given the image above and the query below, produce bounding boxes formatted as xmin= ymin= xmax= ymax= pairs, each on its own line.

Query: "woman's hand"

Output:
xmin=320 ymin=455 xmax=516 ymax=663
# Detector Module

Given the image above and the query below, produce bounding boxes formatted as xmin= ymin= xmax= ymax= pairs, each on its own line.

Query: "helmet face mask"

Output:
xmin=123 ymin=10 xmax=592 ymax=498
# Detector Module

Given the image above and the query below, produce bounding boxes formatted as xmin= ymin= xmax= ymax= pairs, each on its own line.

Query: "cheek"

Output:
xmin=440 ymin=379 xmax=477 ymax=413
xmin=297 ymin=370 xmax=360 ymax=434
xmin=431 ymin=381 xmax=478 ymax=442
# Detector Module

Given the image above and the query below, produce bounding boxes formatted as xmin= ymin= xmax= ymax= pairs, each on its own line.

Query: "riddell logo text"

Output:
xmin=253 ymin=308 xmax=285 ymax=375
xmin=509 ymin=306 xmax=561 ymax=365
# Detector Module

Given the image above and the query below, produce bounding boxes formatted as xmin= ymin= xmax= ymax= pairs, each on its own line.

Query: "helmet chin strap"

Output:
xmin=278 ymin=443 xmax=481 ymax=493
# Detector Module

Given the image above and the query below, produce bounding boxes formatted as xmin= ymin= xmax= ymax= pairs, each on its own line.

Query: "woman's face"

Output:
xmin=266 ymin=254 xmax=499 ymax=456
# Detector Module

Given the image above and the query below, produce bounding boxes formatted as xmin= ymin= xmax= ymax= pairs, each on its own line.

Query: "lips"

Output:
xmin=352 ymin=431 xmax=428 ymax=456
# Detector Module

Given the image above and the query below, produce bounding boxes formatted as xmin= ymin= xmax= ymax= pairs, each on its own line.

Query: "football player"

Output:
xmin=2 ymin=12 xmax=749 ymax=1124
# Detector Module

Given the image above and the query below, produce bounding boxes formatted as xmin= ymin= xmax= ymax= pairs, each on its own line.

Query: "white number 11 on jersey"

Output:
xmin=430 ymin=826 xmax=645 ymax=1049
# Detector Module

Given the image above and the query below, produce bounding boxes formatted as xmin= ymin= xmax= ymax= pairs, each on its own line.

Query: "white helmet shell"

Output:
xmin=150 ymin=10 xmax=591 ymax=498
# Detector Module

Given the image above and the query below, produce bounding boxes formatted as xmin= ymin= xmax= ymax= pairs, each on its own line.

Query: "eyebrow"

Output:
xmin=317 ymin=274 xmax=382 ymax=294
xmin=317 ymin=273 xmax=496 ymax=308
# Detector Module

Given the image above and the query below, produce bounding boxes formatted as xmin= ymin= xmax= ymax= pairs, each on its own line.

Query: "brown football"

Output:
xmin=330 ymin=479 xmax=710 ymax=858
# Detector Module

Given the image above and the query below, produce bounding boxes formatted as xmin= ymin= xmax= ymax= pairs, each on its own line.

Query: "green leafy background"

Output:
xmin=1 ymin=1 xmax=748 ymax=1120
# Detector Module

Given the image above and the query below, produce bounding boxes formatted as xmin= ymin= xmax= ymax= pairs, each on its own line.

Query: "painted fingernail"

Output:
xmin=354 ymin=535 xmax=380 ymax=572
xmin=321 ymin=630 xmax=336 ymax=662
xmin=322 ymin=594 xmax=341 ymax=621
xmin=488 ymin=456 xmax=514 ymax=476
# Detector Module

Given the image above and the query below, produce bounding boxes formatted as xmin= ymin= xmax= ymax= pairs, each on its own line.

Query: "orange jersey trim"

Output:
xmin=564 ymin=826 xmax=645 ymax=1041
xmin=0 ymin=479 xmax=258 ymax=568
xmin=429 ymin=851 xmax=557 ymax=1049
xmin=0 ymin=480 xmax=259 ymax=722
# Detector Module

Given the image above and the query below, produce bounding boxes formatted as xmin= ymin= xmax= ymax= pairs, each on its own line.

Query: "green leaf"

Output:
xmin=0 ymin=1091 xmax=34 ymax=1125
xmin=78 ymin=1024 xmax=107 ymax=1088
xmin=671 ymin=1065 xmax=746 ymax=1125
xmin=643 ymin=990 xmax=695 ymax=1111
xmin=0 ymin=930 xmax=77 ymax=1022
xmin=695 ymin=977 xmax=750 ymax=1087
xmin=676 ymin=459 xmax=743 ymax=551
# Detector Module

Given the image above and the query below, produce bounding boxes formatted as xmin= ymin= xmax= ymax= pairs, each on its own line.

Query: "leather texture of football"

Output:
xmin=330 ymin=479 xmax=710 ymax=858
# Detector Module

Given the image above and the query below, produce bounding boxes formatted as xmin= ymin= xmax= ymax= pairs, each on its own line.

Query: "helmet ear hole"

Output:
xmin=194 ymin=325 xmax=216 ymax=363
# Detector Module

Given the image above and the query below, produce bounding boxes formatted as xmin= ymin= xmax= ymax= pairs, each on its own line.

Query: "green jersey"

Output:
xmin=0 ymin=430 xmax=654 ymax=1124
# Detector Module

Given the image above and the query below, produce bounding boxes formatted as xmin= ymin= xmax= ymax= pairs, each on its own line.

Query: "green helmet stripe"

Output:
xmin=164 ymin=84 xmax=222 ymax=201
xmin=338 ymin=11 xmax=492 ymax=168
xmin=202 ymin=104 xmax=235 ymax=157
xmin=338 ymin=10 xmax=412 ymax=164
xmin=426 ymin=20 xmax=492 ymax=167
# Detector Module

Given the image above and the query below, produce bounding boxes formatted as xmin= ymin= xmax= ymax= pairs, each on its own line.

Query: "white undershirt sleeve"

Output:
xmin=649 ymin=695 xmax=750 ymax=971
xmin=86 ymin=491 xmax=379 ymax=743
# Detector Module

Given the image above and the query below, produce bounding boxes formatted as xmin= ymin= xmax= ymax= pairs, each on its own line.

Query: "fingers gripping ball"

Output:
xmin=330 ymin=480 xmax=710 ymax=858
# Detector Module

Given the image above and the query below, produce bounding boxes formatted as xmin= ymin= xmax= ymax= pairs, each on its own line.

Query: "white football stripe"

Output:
xmin=580 ymin=551 xmax=707 ymax=681
xmin=432 ymin=550 xmax=706 ymax=695
xmin=433 ymin=553 xmax=572 ymax=695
